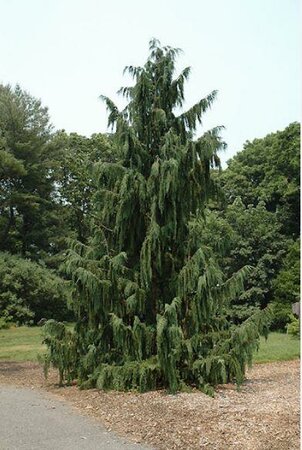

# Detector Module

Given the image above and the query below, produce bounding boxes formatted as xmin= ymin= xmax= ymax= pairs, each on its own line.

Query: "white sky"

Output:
xmin=0 ymin=0 xmax=300 ymax=165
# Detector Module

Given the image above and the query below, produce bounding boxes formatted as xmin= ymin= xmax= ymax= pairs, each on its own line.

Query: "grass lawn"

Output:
xmin=253 ymin=332 xmax=300 ymax=363
xmin=0 ymin=326 xmax=45 ymax=362
xmin=0 ymin=327 xmax=300 ymax=364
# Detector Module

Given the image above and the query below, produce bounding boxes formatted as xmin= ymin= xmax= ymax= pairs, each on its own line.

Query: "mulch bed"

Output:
xmin=0 ymin=359 xmax=299 ymax=449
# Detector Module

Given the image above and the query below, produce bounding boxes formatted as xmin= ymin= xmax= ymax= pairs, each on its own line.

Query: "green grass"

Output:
xmin=0 ymin=327 xmax=300 ymax=364
xmin=0 ymin=326 xmax=46 ymax=362
xmin=253 ymin=332 xmax=300 ymax=363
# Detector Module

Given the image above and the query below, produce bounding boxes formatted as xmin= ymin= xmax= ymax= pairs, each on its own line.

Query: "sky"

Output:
xmin=0 ymin=0 xmax=300 ymax=165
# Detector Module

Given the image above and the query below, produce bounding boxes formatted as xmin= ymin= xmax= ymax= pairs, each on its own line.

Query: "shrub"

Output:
xmin=287 ymin=315 xmax=300 ymax=338
xmin=0 ymin=252 xmax=71 ymax=325
xmin=0 ymin=317 xmax=11 ymax=329
xmin=270 ymin=301 xmax=292 ymax=331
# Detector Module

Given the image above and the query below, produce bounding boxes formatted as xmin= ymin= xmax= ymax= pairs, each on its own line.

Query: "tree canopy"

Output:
xmin=0 ymin=84 xmax=58 ymax=259
xmin=220 ymin=122 xmax=300 ymax=238
xmin=199 ymin=200 xmax=289 ymax=323
xmin=215 ymin=123 xmax=300 ymax=329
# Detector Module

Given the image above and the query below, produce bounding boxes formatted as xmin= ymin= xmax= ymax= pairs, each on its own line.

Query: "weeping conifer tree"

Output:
xmin=44 ymin=39 xmax=271 ymax=394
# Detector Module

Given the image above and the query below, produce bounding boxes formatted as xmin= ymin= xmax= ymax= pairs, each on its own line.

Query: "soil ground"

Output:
xmin=0 ymin=360 xmax=299 ymax=450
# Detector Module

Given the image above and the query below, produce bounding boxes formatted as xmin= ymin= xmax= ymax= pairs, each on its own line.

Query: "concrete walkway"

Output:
xmin=0 ymin=386 xmax=149 ymax=450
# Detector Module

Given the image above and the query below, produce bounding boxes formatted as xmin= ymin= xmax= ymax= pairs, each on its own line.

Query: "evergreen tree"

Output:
xmin=0 ymin=84 xmax=59 ymax=260
xmin=44 ymin=40 xmax=271 ymax=393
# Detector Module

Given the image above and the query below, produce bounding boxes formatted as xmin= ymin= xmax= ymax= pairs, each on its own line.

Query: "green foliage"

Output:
xmin=44 ymin=40 xmax=271 ymax=394
xmin=270 ymin=301 xmax=293 ymax=331
xmin=192 ymin=201 xmax=288 ymax=323
xmin=272 ymin=239 xmax=300 ymax=303
xmin=220 ymin=122 xmax=300 ymax=238
xmin=269 ymin=239 xmax=300 ymax=330
xmin=1 ymin=51 xmax=298 ymax=340
xmin=286 ymin=316 xmax=300 ymax=338
xmin=225 ymin=199 xmax=288 ymax=313
xmin=0 ymin=83 xmax=114 ymax=272
xmin=207 ymin=125 xmax=300 ymax=330
xmin=0 ymin=317 xmax=10 ymax=330
xmin=42 ymin=320 xmax=77 ymax=384
xmin=95 ymin=358 xmax=160 ymax=392
xmin=3 ymin=326 xmax=298 ymax=365
xmin=0 ymin=84 xmax=61 ymax=260
xmin=0 ymin=252 xmax=71 ymax=325
xmin=49 ymin=131 xmax=113 ymax=245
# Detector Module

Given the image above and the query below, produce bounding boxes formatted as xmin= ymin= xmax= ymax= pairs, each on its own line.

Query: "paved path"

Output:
xmin=0 ymin=386 xmax=149 ymax=450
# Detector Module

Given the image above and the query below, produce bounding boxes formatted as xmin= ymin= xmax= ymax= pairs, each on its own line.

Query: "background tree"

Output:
xmin=271 ymin=239 xmax=300 ymax=329
xmin=199 ymin=200 xmax=289 ymax=323
xmin=220 ymin=122 xmax=300 ymax=238
xmin=0 ymin=84 xmax=59 ymax=260
xmin=225 ymin=199 xmax=288 ymax=316
xmin=0 ymin=86 xmax=114 ymax=325
xmin=44 ymin=40 xmax=271 ymax=394
xmin=216 ymin=124 xmax=300 ymax=328
xmin=50 ymin=131 xmax=113 ymax=245
xmin=0 ymin=252 xmax=70 ymax=325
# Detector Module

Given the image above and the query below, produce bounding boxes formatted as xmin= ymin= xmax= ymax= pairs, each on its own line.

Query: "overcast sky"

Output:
xmin=1 ymin=0 xmax=300 ymax=165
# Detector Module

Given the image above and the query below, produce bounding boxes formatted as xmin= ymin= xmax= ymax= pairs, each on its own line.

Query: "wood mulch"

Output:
xmin=0 ymin=359 xmax=300 ymax=449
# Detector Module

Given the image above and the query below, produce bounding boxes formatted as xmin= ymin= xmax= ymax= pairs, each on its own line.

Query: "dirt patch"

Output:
xmin=0 ymin=360 xmax=299 ymax=449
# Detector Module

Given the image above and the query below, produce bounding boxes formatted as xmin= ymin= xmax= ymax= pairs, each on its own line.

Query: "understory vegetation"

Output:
xmin=0 ymin=252 xmax=71 ymax=325
xmin=0 ymin=40 xmax=299 ymax=394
